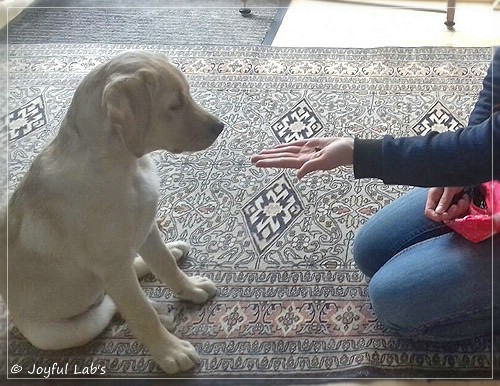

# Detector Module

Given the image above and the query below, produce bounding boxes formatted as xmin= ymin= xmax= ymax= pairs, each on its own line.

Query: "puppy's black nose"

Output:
xmin=211 ymin=121 xmax=224 ymax=135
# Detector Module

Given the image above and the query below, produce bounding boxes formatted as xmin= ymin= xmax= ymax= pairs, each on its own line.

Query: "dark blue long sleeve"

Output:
xmin=468 ymin=48 xmax=500 ymax=126
xmin=353 ymin=48 xmax=499 ymax=187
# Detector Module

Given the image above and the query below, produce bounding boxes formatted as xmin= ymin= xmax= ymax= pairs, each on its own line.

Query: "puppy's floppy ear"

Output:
xmin=102 ymin=69 xmax=159 ymax=157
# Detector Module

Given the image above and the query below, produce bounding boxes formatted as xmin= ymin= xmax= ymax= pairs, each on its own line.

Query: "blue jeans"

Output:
xmin=353 ymin=188 xmax=498 ymax=341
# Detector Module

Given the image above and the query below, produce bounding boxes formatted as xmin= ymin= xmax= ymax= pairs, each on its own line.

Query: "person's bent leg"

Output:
xmin=368 ymin=233 xmax=497 ymax=341
xmin=353 ymin=188 xmax=451 ymax=278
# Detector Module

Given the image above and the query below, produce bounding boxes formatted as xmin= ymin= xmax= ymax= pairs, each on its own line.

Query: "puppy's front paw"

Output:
xmin=153 ymin=336 xmax=200 ymax=374
xmin=178 ymin=276 xmax=217 ymax=304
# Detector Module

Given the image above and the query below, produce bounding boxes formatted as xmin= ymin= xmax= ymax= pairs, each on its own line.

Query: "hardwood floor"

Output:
xmin=272 ymin=0 xmax=499 ymax=47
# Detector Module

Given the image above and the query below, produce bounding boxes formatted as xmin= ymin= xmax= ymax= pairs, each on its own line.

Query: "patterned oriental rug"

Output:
xmin=5 ymin=44 xmax=493 ymax=380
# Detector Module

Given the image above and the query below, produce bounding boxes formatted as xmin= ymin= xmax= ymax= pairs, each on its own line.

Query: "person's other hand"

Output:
xmin=251 ymin=137 xmax=354 ymax=180
xmin=425 ymin=187 xmax=470 ymax=223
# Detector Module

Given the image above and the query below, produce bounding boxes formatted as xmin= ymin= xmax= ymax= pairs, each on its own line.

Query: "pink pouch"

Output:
xmin=444 ymin=180 xmax=500 ymax=243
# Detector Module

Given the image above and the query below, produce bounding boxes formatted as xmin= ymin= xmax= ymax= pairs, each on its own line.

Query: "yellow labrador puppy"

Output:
xmin=1 ymin=51 xmax=224 ymax=374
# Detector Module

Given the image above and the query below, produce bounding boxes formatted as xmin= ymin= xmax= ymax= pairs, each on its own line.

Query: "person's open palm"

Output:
xmin=251 ymin=137 xmax=354 ymax=179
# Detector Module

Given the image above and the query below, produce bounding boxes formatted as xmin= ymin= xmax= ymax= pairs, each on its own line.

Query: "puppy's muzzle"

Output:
xmin=211 ymin=121 xmax=225 ymax=136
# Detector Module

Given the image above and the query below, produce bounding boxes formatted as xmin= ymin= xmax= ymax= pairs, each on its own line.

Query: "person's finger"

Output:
xmin=425 ymin=207 xmax=442 ymax=222
xmin=425 ymin=188 xmax=440 ymax=209
xmin=425 ymin=188 xmax=443 ymax=222
xmin=456 ymin=195 xmax=470 ymax=215
xmin=436 ymin=188 xmax=457 ymax=214
xmin=257 ymin=146 xmax=304 ymax=155
xmin=442 ymin=204 xmax=457 ymax=220
xmin=274 ymin=139 xmax=310 ymax=148
xmin=254 ymin=151 xmax=302 ymax=159
xmin=254 ymin=157 xmax=304 ymax=169
xmin=251 ymin=151 xmax=300 ymax=164
xmin=443 ymin=195 xmax=470 ymax=219
xmin=297 ymin=156 xmax=327 ymax=179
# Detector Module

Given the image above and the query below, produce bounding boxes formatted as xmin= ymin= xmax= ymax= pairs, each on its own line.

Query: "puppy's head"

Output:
xmin=101 ymin=51 xmax=224 ymax=157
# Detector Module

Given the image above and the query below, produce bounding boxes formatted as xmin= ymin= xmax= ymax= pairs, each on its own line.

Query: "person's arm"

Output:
xmin=252 ymin=114 xmax=497 ymax=187
xmin=253 ymin=50 xmax=499 ymax=187
xmin=355 ymin=49 xmax=499 ymax=187
xmin=423 ymin=49 xmax=499 ymax=222
xmin=353 ymin=112 xmax=498 ymax=187
xmin=468 ymin=48 xmax=500 ymax=126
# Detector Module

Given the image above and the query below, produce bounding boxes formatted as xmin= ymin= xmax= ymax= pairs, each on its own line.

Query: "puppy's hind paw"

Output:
xmin=158 ymin=314 xmax=175 ymax=332
xmin=149 ymin=300 xmax=175 ymax=331
xmin=134 ymin=256 xmax=151 ymax=278
xmin=166 ymin=241 xmax=191 ymax=262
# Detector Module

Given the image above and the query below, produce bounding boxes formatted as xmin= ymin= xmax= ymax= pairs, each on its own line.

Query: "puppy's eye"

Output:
xmin=169 ymin=102 xmax=183 ymax=111
xmin=169 ymin=93 xmax=185 ymax=111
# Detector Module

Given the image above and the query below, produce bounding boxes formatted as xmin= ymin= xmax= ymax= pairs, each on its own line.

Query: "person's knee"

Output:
xmin=368 ymin=271 xmax=413 ymax=333
xmin=352 ymin=226 xmax=379 ymax=278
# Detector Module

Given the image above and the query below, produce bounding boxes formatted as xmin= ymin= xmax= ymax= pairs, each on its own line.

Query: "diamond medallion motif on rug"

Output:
xmin=412 ymin=101 xmax=463 ymax=135
xmin=271 ymin=98 xmax=324 ymax=143
xmin=242 ymin=173 xmax=304 ymax=254
xmin=9 ymin=95 xmax=47 ymax=141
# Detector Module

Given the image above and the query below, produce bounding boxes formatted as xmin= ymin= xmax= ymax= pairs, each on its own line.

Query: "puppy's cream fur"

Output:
xmin=1 ymin=51 xmax=224 ymax=374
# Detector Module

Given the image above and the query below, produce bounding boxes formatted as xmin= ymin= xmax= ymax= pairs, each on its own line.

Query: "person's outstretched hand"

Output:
xmin=425 ymin=187 xmax=470 ymax=223
xmin=251 ymin=137 xmax=354 ymax=179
